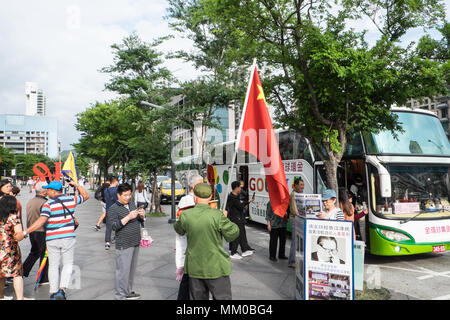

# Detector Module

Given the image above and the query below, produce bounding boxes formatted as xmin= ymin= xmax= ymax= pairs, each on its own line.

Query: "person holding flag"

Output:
xmin=18 ymin=152 xmax=90 ymax=300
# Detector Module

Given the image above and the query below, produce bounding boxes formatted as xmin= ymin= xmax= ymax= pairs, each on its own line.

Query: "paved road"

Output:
xmin=365 ymin=250 xmax=450 ymax=300
xmin=6 ymin=188 xmax=450 ymax=300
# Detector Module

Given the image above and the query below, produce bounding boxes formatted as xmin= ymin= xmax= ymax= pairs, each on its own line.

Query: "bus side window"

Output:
xmin=279 ymin=131 xmax=294 ymax=160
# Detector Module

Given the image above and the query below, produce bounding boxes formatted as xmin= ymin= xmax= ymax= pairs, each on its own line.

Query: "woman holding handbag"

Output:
xmin=134 ymin=181 xmax=151 ymax=213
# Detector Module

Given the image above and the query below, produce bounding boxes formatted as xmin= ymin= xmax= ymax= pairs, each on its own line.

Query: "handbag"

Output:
xmin=140 ymin=228 xmax=153 ymax=248
xmin=55 ymin=198 xmax=79 ymax=230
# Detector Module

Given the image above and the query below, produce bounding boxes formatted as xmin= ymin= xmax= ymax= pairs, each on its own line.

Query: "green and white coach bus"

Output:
xmin=181 ymin=107 xmax=450 ymax=256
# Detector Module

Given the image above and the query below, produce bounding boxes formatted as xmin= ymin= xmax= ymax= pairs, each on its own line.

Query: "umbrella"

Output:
xmin=34 ymin=249 xmax=48 ymax=290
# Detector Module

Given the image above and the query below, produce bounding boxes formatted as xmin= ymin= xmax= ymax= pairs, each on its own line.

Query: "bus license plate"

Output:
xmin=433 ymin=245 xmax=446 ymax=253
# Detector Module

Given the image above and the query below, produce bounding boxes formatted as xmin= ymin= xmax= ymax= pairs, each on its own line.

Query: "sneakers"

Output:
xmin=126 ymin=292 xmax=141 ymax=300
xmin=105 ymin=243 xmax=111 ymax=250
xmin=0 ymin=296 xmax=13 ymax=300
xmin=50 ymin=289 xmax=66 ymax=300
xmin=230 ymin=253 xmax=243 ymax=260
xmin=93 ymin=225 xmax=101 ymax=231
xmin=241 ymin=250 xmax=254 ymax=257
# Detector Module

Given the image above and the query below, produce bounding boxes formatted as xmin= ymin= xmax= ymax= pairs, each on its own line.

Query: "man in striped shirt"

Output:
xmin=22 ymin=180 xmax=89 ymax=300
xmin=108 ymin=183 xmax=145 ymax=300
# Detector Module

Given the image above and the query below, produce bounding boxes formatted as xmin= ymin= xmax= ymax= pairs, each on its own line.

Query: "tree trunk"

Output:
xmin=152 ymin=170 xmax=161 ymax=213
xmin=324 ymin=158 xmax=339 ymax=195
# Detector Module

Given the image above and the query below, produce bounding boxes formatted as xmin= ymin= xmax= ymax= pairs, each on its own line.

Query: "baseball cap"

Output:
xmin=194 ymin=183 xmax=212 ymax=199
xmin=35 ymin=181 xmax=48 ymax=192
xmin=43 ymin=181 xmax=63 ymax=191
xmin=322 ymin=189 xmax=337 ymax=201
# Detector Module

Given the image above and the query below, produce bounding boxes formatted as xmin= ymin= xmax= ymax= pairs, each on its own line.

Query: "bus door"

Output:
xmin=238 ymin=165 xmax=249 ymax=201
xmin=314 ymin=161 xmax=327 ymax=194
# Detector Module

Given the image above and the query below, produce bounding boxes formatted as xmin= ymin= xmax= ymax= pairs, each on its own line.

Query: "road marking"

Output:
xmin=432 ymin=294 xmax=450 ymax=300
xmin=372 ymin=264 xmax=450 ymax=280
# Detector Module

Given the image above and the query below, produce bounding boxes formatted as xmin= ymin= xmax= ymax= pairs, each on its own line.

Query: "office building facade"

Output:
xmin=25 ymin=82 xmax=47 ymax=116
xmin=0 ymin=114 xmax=58 ymax=159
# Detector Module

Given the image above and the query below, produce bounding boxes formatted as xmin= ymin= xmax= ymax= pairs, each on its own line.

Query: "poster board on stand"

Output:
xmin=302 ymin=218 xmax=354 ymax=300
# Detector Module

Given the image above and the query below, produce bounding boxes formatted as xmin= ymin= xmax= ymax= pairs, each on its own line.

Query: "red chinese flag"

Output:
xmin=238 ymin=65 xmax=290 ymax=217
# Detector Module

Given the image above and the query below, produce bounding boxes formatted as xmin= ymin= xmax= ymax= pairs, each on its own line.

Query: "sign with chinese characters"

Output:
xmin=283 ymin=160 xmax=305 ymax=173
xmin=303 ymin=219 xmax=354 ymax=300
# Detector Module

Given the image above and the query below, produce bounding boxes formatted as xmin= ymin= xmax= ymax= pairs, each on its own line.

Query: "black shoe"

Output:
xmin=279 ymin=256 xmax=288 ymax=260
xmin=269 ymin=257 xmax=278 ymax=262
xmin=126 ymin=292 xmax=141 ymax=300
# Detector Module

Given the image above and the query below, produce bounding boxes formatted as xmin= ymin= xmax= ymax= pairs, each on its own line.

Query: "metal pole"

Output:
xmin=169 ymin=122 xmax=176 ymax=224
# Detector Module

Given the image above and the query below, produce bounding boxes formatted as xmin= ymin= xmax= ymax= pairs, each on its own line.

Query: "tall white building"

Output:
xmin=25 ymin=82 xmax=46 ymax=116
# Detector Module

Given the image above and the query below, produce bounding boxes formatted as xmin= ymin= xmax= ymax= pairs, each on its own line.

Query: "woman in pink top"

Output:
xmin=339 ymin=188 xmax=356 ymax=240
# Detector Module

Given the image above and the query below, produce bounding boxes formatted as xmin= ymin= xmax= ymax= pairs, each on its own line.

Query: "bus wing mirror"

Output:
xmin=379 ymin=173 xmax=392 ymax=198
xmin=366 ymin=156 xmax=392 ymax=198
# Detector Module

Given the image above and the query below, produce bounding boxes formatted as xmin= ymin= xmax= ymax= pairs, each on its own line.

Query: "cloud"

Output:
xmin=0 ymin=0 xmax=198 ymax=151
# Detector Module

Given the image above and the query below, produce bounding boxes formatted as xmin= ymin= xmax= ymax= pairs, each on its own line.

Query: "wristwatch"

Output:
xmin=23 ymin=231 xmax=28 ymax=238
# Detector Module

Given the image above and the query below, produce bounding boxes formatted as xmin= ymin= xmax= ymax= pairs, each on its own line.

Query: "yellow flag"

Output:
xmin=62 ymin=151 xmax=78 ymax=184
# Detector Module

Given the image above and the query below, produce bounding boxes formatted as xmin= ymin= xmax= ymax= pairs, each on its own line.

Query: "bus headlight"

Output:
xmin=379 ymin=229 xmax=411 ymax=242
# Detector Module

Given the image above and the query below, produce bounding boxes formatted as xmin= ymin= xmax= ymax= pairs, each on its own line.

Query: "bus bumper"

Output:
xmin=369 ymin=224 xmax=450 ymax=256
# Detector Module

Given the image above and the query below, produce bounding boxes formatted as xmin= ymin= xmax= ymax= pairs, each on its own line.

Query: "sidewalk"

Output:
xmin=12 ymin=189 xmax=296 ymax=300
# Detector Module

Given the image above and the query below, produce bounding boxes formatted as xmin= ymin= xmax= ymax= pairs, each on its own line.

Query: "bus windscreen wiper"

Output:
xmin=400 ymin=211 xmax=428 ymax=224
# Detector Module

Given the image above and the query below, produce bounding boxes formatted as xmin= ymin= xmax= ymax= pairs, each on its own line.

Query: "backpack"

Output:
xmin=95 ymin=185 xmax=106 ymax=202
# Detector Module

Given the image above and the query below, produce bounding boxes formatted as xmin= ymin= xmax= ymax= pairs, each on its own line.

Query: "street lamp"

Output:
xmin=13 ymin=162 xmax=23 ymax=185
xmin=140 ymin=101 xmax=177 ymax=224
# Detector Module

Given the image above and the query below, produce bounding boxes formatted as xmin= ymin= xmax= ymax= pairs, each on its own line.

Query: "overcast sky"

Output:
xmin=0 ymin=1 xmax=197 ymax=151
xmin=0 ymin=1 xmax=447 ymax=151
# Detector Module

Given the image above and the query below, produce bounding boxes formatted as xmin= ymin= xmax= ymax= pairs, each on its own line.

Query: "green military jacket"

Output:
xmin=174 ymin=203 xmax=240 ymax=279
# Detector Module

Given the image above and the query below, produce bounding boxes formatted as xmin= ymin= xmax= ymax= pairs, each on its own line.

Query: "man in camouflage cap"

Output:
xmin=174 ymin=183 xmax=239 ymax=300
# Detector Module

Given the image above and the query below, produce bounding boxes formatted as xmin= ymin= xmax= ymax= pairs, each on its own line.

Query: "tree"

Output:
xmin=74 ymin=101 xmax=126 ymax=182
xmin=0 ymin=146 xmax=16 ymax=178
xmin=180 ymin=0 xmax=448 ymax=191
xmin=100 ymin=33 xmax=179 ymax=211
xmin=100 ymin=33 xmax=174 ymax=108
xmin=167 ymin=0 xmax=249 ymax=173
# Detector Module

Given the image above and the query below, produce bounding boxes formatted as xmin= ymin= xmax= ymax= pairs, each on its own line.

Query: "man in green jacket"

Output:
xmin=174 ymin=183 xmax=240 ymax=300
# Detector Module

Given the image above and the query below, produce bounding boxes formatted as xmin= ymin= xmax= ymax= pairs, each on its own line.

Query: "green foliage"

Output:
xmin=100 ymin=33 xmax=174 ymax=108
xmin=0 ymin=146 xmax=56 ymax=179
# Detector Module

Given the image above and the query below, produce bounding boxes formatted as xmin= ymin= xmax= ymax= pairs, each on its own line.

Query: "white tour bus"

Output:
xmin=177 ymin=107 xmax=450 ymax=256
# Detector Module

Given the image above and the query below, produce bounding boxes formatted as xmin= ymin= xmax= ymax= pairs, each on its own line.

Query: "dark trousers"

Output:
xmin=189 ymin=276 xmax=232 ymax=300
xmin=230 ymin=223 xmax=251 ymax=255
xmin=105 ymin=213 xmax=112 ymax=243
xmin=177 ymin=273 xmax=190 ymax=300
xmin=22 ymin=232 xmax=49 ymax=283
xmin=269 ymin=227 xmax=286 ymax=259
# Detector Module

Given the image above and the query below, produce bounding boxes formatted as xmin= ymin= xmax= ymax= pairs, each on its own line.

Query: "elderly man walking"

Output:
xmin=174 ymin=183 xmax=239 ymax=300
xmin=22 ymin=181 xmax=49 ymax=284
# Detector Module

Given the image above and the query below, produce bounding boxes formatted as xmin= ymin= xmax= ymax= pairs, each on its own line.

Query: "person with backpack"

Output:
xmin=93 ymin=180 xmax=110 ymax=231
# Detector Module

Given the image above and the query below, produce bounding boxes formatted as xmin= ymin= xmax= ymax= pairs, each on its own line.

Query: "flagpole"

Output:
xmin=221 ymin=58 xmax=257 ymax=212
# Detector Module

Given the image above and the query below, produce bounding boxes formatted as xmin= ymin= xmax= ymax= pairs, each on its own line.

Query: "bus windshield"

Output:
xmin=371 ymin=165 xmax=450 ymax=219
xmin=364 ymin=111 xmax=450 ymax=156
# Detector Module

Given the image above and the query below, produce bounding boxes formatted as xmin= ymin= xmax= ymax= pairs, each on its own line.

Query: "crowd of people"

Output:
xmin=0 ymin=178 xmax=88 ymax=300
xmin=0 ymin=171 xmax=362 ymax=301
